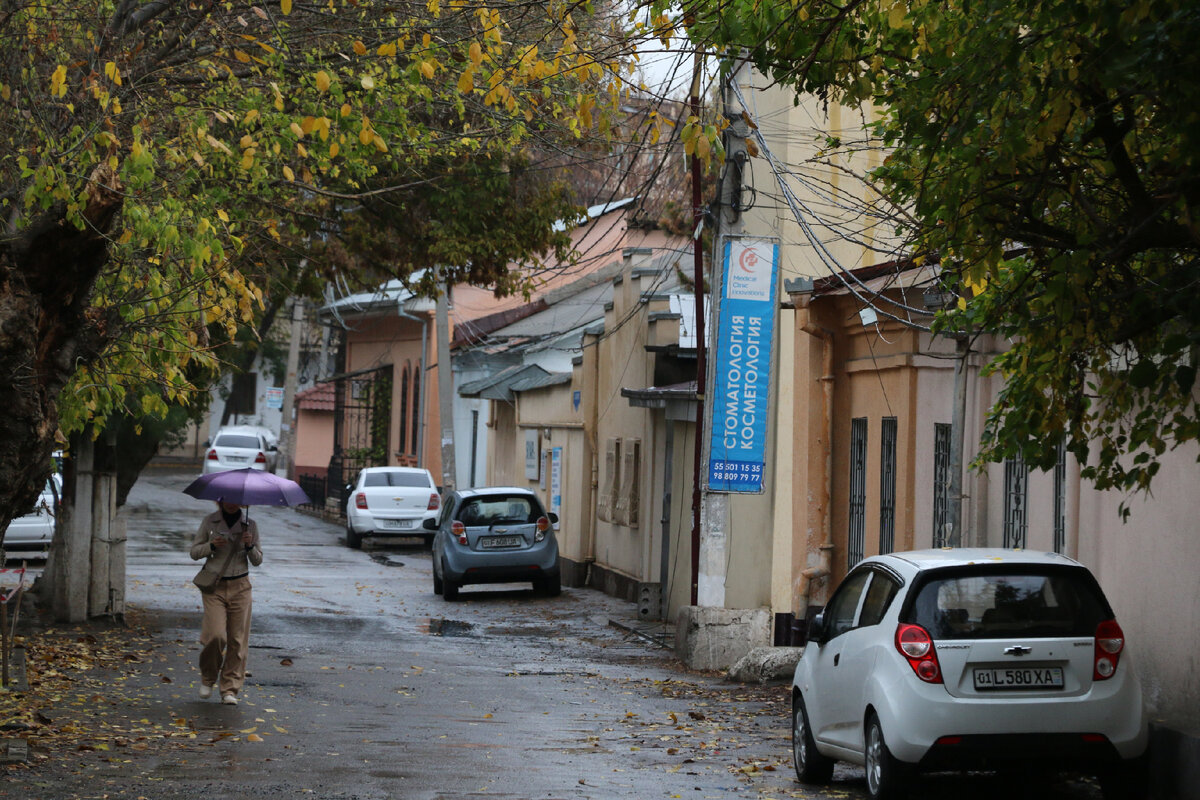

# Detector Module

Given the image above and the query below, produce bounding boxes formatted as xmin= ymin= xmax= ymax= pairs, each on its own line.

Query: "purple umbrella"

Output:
xmin=183 ymin=468 xmax=310 ymax=507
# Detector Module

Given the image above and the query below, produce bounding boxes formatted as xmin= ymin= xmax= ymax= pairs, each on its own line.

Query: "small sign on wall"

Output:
xmin=524 ymin=429 xmax=540 ymax=480
xmin=266 ymin=387 xmax=284 ymax=409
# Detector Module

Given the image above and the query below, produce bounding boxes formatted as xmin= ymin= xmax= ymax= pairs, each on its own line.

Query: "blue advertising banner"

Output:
xmin=707 ymin=238 xmax=780 ymax=493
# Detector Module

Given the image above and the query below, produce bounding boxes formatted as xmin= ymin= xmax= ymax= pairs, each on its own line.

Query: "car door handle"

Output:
xmin=833 ymin=653 xmax=840 ymax=667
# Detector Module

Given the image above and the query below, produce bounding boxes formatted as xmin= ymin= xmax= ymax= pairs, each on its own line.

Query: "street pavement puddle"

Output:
xmin=369 ymin=553 xmax=406 ymax=567
xmin=417 ymin=617 xmax=475 ymax=637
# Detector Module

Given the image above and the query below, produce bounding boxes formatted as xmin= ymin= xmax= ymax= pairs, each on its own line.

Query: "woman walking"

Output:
xmin=190 ymin=499 xmax=262 ymax=705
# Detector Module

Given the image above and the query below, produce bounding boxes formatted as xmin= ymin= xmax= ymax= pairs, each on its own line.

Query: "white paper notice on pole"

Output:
xmin=524 ymin=429 xmax=540 ymax=480
xmin=550 ymin=446 xmax=562 ymax=527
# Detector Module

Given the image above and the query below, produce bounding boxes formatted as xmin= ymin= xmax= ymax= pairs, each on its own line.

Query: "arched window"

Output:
xmin=410 ymin=368 xmax=420 ymax=455
xmin=398 ymin=365 xmax=410 ymax=456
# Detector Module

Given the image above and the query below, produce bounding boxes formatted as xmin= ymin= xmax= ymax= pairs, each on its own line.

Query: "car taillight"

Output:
xmin=355 ymin=492 xmax=368 ymax=510
xmin=1094 ymin=619 xmax=1125 ymax=681
xmin=206 ymin=449 xmax=218 ymax=460
xmin=254 ymin=451 xmax=267 ymax=464
xmin=535 ymin=516 xmax=550 ymax=542
xmin=451 ymin=520 xmax=467 ymax=545
xmin=895 ymin=623 xmax=943 ymax=683
xmin=427 ymin=493 xmax=440 ymax=511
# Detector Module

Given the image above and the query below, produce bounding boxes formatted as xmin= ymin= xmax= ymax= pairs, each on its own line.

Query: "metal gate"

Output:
xmin=326 ymin=365 xmax=393 ymax=508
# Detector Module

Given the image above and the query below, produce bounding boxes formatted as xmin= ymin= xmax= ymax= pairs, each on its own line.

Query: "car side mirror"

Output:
xmin=422 ymin=518 xmax=438 ymax=531
xmin=268 ymin=444 xmax=278 ymax=452
xmin=805 ymin=611 xmax=828 ymax=646
xmin=344 ymin=484 xmax=354 ymax=495
xmin=203 ymin=439 xmax=210 ymax=448
xmin=547 ymin=512 xmax=559 ymax=524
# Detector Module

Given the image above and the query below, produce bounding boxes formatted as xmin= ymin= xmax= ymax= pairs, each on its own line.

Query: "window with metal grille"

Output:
xmin=398 ymin=366 xmax=410 ymax=455
xmin=879 ymin=417 xmax=897 ymax=554
xmin=597 ymin=438 xmax=620 ymax=523
xmin=615 ymin=438 xmax=641 ymax=527
xmin=932 ymin=423 xmax=951 ymax=547
xmin=848 ymin=417 xmax=867 ymax=567
xmin=1054 ymin=443 xmax=1067 ymax=553
xmin=410 ymin=369 xmax=421 ymax=456
xmin=1004 ymin=452 xmax=1029 ymax=548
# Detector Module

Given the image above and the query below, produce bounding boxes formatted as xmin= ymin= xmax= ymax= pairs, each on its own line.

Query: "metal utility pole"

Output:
xmin=947 ymin=333 xmax=969 ymax=546
xmin=277 ymin=297 xmax=304 ymax=478
xmin=688 ymin=52 xmax=707 ymax=606
xmin=435 ymin=270 xmax=456 ymax=493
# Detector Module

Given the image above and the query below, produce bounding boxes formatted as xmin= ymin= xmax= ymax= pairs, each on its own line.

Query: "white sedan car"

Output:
xmin=344 ymin=467 xmax=440 ymax=549
xmin=5 ymin=473 xmax=61 ymax=559
xmin=202 ymin=426 xmax=278 ymax=474
xmin=791 ymin=549 xmax=1147 ymax=800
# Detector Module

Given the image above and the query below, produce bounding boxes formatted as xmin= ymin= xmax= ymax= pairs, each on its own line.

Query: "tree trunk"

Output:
xmin=0 ymin=165 xmax=122 ymax=539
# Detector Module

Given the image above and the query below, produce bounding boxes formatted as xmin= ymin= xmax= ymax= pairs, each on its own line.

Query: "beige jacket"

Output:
xmin=190 ymin=510 xmax=263 ymax=577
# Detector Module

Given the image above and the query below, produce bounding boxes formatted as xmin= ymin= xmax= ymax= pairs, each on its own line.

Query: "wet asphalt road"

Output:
xmin=1 ymin=466 xmax=1107 ymax=800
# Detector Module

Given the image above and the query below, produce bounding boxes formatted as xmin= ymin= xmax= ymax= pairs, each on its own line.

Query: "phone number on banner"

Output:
xmin=709 ymin=461 xmax=764 ymax=487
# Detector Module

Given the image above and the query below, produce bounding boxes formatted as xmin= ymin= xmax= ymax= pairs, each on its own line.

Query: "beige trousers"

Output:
xmin=199 ymin=576 xmax=253 ymax=695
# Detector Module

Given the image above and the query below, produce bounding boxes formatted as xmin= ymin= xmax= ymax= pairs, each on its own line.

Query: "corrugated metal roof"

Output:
xmin=509 ymin=372 xmax=572 ymax=393
xmin=458 ymin=363 xmax=552 ymax=400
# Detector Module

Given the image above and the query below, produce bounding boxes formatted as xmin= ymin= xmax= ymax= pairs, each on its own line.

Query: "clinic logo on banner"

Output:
xmin=708 ymin=238 xmax=779 ymax=493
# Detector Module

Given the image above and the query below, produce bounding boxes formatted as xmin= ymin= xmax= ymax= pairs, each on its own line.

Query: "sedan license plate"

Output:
xmin=480 ymin=535 xmax=523 ymax=549
xmin=973 ymin=666 xmax=1064 ymax=690
xmin=379 ymin=519 xmax=415 ymax=530
xmin=227 ymin=456 xmax=248 ymax=463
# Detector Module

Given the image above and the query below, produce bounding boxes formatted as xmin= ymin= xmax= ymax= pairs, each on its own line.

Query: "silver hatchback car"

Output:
xmin=426 ymin=487 xmax=560 ymax=600
xmin=792 ymin=549 xmax=1147 ymax=800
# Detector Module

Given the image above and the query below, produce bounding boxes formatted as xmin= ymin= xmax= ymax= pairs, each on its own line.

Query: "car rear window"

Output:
xmin=905 ymin=566 xmax=1112 ymax=639
xmin=215 ymin=434 xmax=261 ymax=448
xmin=457 ymin=496 xmax=542 ymax=526
xmin=364 ymin=471 xmax=431 ymax=488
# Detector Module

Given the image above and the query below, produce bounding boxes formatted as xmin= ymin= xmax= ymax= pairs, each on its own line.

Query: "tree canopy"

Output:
xmin=0 ymin=0 xmax=637 ymax=534
xmin=670 ymin=0 xmax=1200 ymax=496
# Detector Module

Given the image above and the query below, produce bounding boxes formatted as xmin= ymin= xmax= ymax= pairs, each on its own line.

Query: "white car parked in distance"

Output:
xmin=203 ymin=426 xmax=278 ymax=474
xmin=5 ymin=472 xmax=61 ymax=559
xmin=791 ymin=548 xmax=1147 ymax=800
xmin=344 ymin=466 xmax=440 ymax=549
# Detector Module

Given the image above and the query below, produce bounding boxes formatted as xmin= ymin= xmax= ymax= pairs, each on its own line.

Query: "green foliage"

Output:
xmin=0 ymin=1 xmax=631 ymax=445
xmin=670 ymin=0 xmax=1200 ymax=495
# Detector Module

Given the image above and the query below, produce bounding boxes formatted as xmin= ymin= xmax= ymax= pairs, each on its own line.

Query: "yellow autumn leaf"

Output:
xmin=315 ymin=71 xmax=331 ymax=92
xmin=281 ymin=0 xmax=292 ymax=14
xmin=340 ymin=103 xmax=352 ymax=117
xmin=217 ymin=209 xmax=229 ymax=222
xmin=888 ymin=3 xmax=905 ymax=28
xmin=329 ymin=141 xmax=340 ymax=158
xmin=247 ymin=734 xmax=264 ymax=743
xmin=289 ymin=121 xmax=304 ymax=138
xmin=282 ymin=165 xmax=295 ymax=181
xmin=420 ymin=61 xmax=435 ymax=80
xmin=372 ymin=133 xmax=387 ymax=153
xmin=457 ymin=70 xmax=474 ymax=94
xmin=353 ymin=40 xmax=367 ymax=56
xmin=469 ymin=41 xmax=483 ymax=67
xmin=361 ymin=75 xmax=375 ymax=91
xmin=104 ymin=61 xmax=122 ymax=86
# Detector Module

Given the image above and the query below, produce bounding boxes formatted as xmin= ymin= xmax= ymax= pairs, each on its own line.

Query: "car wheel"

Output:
xmin=346 ymin=526 xmax=362 ymax=549
xmin=440 ymin=563 xmax=459 ymax=601
xmin=864 ymin=712 xmax=906 ymax=800
xmin=1099 ymin=755 xmax=1149 ymax=800
xmin=792 ymin=695 xmax=834 ymax=784
xmin=536 ymin=572 xmax=561 ymax=597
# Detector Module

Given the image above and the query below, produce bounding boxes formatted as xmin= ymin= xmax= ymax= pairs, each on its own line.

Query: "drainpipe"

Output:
xmin=397 ymin=303 xmax=429 ymax=468
xmin=794 ymin=291 xmax=836 ymax=623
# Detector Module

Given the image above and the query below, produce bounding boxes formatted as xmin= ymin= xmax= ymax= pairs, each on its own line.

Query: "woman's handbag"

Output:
xmin=193 ymin=540 xmax=238 ymax=593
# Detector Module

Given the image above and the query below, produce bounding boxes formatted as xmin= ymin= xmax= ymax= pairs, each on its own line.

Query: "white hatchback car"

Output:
xmin=203 ymin=426 xmax=278 ymax=474
xmin=792 ymin=549 xmax=1147 ymax=800
xmin=344 ymin=467 xmax=440 ymax=549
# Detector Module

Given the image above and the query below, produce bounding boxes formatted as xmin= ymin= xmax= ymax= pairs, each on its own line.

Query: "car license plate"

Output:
xmin=480 ymin=535 xmax=522 ymax=549
xmin=379 ymin=519 xmax=415 ymax=529
xmin=228 ymin=456 xmax=248 ymax=463
xmin=973 ymin=666 xmax=1064 ymax=690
